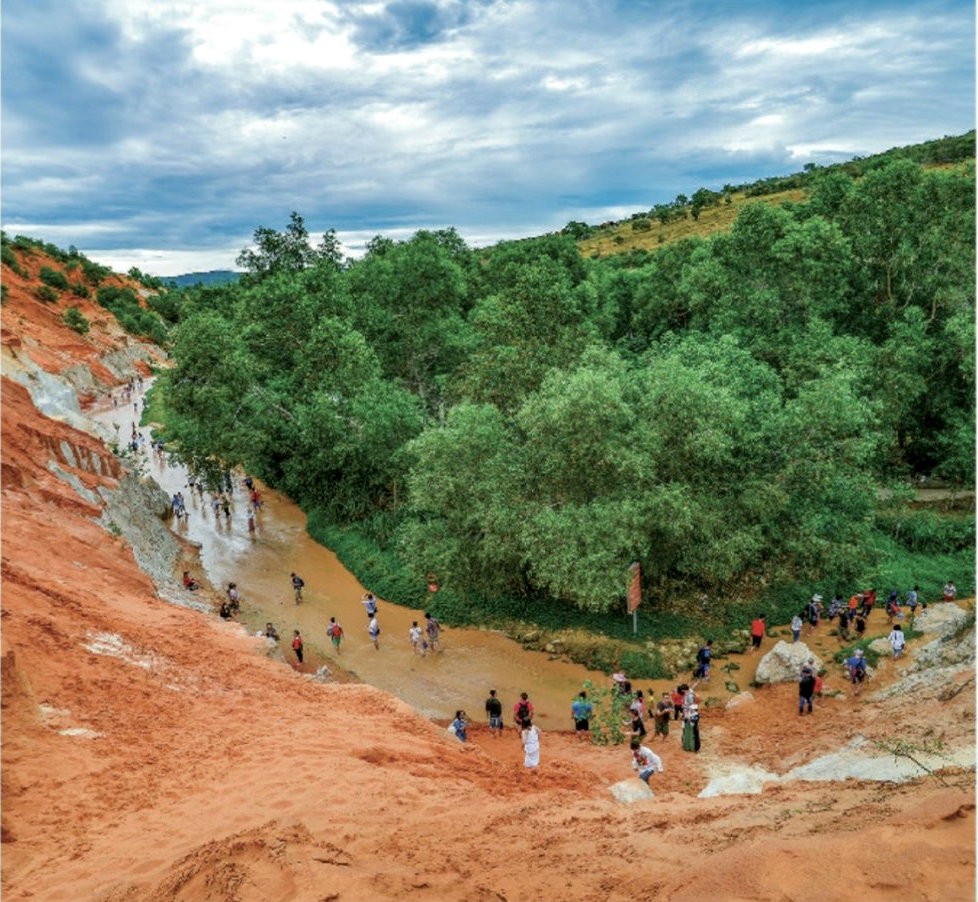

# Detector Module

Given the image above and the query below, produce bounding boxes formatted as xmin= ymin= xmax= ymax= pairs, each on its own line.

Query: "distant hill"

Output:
xmin=166 ymin=270 xmax=242 ymax=288
xmin=574 ymin=130 xmax=976 ymax=258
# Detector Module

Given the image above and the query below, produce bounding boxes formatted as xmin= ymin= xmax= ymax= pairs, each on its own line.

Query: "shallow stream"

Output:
xmin=92 ymin=391 xmax=608 ymax=728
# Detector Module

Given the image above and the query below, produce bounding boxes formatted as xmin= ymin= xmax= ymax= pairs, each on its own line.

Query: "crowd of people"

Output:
xmin=149 ymin=403 xmax=958 ymax=789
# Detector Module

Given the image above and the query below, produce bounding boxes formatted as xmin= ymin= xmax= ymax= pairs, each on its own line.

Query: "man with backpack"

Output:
xmin=327 ymin=616 xmax=343 ymax=653
xmin=513 ymin=692 xmax=533 ymax=731
xmin=290 ymin=572 xmax=305 ymax=604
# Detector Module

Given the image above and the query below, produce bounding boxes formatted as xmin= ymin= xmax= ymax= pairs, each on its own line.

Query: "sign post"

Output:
xmin=627 ymin=561 xmax=641 ymax=635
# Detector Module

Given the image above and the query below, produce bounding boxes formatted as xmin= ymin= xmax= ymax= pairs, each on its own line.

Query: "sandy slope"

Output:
xmin=1 ymin=251 xmax=975 ymax=901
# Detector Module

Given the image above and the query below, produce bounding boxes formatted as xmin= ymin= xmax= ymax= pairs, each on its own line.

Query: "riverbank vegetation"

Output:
xmin=143 ymin=136 xmax=974 ymax=670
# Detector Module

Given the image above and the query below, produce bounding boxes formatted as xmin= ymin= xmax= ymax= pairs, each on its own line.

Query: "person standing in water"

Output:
xmin=424 ymin=612 xmax=441 ymax=652
xmin=485 ymin=689 xmax=503 ymax=737
xmin=409 ymin=620 xmax=426 ymax=656
xmin=368 ymin=613 xmax=380 ymax=650
xmin=290 ymin=572 xmax=304 ymax=604
xmin=327 ymin=617 xmax=343 ymax=653
xmin=292 ymin=630 xmax=304 ymax=665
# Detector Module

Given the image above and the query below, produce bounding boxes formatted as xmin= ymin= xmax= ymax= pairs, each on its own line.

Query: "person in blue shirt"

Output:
xmin=570 ymin=691 xmax=593 ymax=741
xmin=846 ymin=649 xmax=868 ymax=696
xmin=450 ymin=710 xmax=468 ymax=742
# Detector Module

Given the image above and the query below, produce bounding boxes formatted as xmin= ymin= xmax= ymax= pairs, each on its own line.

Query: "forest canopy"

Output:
xmin=159 ymin=151 xmax=976 ymax=616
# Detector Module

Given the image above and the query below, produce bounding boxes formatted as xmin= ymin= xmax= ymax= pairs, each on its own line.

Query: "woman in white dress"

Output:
xmin=521 ymin=718 xmax=540 ymax=769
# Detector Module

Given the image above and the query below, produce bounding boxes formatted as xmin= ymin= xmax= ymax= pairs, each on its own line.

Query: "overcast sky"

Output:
xmin=2 ymin=0 xmax=974 ymax=276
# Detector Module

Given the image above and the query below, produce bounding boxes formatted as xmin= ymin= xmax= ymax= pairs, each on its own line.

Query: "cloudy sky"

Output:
xmin=2 ymin=0 xmax=974 ymax=276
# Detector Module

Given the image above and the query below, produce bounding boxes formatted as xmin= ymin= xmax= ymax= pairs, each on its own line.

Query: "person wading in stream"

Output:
xmin=291 ymin=572 xmax=304 ymax=604
xmin=424 ymin=612 xmax=441 ymax=652
xmin=485 ymin=689 xmax=503 ymax=737
xmin=368 ymin=613 xmax=380 ymax=650
xmin=327 ymin=617 xmax=343 ymax=653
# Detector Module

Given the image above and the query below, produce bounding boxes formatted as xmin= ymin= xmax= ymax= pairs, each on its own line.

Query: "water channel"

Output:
xmin=92 ymin=392 xmax=608 ymax=729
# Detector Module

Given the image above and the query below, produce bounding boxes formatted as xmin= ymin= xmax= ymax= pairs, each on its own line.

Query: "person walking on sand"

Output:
xmin=292 ymin=630 xmax=304 ymax=665
xmin=798 ymin=662 xmax=816 ymax=715
xmin=290 ymin=573 xmax=305 ymax=604
xmin=485 ymin=689 xmax=503 ymax=737
xmin=654 ymin=691 xmax=672 ymax=740
xmin=424 ymin=611 xmax=441 ymax=652
xmin=327 ymin=617 xmax=343 ymax=653
xmin=571 ymin=690 xmax=593 ymax=741
xmin=630 ymin=737 xmax=664 ymax=784
xmin=521 ymin=717 xmax=541 ymax=769
xmin=888 ymin=623 xmax=906 ymax=660
xmin=749 ymin=613 xmax=766 ymax=653
xmin=368 ymin=613 xmax=380 ymax=649
xmin=513 ymin=692 xmax=534 ymax=731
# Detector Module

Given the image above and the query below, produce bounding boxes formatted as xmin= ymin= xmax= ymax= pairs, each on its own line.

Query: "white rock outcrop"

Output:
xmin=754 ymin=641 xmax=823 ymax=684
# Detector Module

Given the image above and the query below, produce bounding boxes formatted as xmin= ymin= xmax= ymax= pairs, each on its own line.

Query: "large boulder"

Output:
xmin=912 ymin=603 xmax=971 ymax=638
xmin=609 ymin=779 xmax=654 ymax=803
xmin=754 ymin=641 xmax=823 ymax=684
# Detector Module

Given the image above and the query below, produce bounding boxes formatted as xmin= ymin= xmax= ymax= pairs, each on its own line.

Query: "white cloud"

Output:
xmin=1 ymin=0 xmax=973 ymax=276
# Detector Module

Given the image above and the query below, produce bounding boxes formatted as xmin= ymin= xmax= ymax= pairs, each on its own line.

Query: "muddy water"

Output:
xmin=92 ymin=395 xmax=608 ymax=728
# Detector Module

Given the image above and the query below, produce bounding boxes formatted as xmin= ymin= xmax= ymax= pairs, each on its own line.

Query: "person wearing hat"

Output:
xmin=845 ymin=648 xmax=868 ymax=695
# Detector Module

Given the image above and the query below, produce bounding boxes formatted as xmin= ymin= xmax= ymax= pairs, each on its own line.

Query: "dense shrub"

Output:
xmin=39 ymin=266 xmax=69 ymax=290
xmin=35 ymin=285 xmax=59 ymax=303
xmin=96 ymin=285 xmax=169 ymax=344
xmin=71 ymin=282 xmax=91 ymax=298
xmin=62 ymin=307 xmax=90 ymax=334
xmin=81 ymin=259 xmax=111 ymax=285
xmin=1 ymin=244 xmax=19 ymax=270
xmin=875 ymin=509 xmax=975 ymax=553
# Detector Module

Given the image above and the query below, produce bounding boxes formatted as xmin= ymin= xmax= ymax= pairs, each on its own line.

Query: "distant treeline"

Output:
xmin=154 ymin=147 xmax=974 ymax=619
xmin=563 ymin=130 xmax=977 ymax=239
xmin=166 ymin=270 xmax=242 ymax=289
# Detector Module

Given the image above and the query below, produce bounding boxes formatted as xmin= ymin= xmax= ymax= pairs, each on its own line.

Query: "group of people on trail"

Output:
xmin=452 ymin=689 xmax=541 ymax=769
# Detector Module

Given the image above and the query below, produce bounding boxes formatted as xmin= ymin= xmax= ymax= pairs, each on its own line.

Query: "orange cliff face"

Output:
xmin=2 ymin=242 xmax=165 ymax=401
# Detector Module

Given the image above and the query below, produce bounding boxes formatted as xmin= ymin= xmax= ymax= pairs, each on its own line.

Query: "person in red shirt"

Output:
xmin=670 ymin=687 xmax=684 ymax=721
xmin=748 ymin=614 xmax=766 ymax=653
